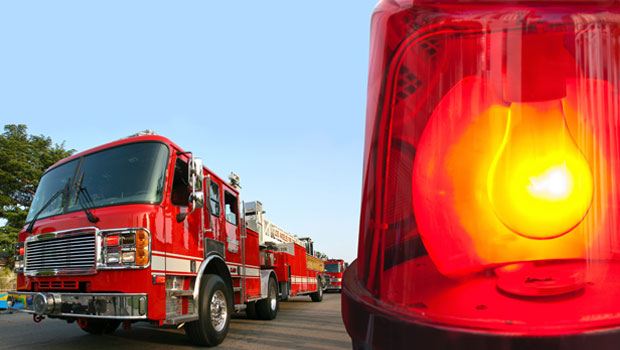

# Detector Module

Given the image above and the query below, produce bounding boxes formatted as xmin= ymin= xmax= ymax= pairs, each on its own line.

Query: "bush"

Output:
xmin=0 ymin=267 xmax=15 ymax=291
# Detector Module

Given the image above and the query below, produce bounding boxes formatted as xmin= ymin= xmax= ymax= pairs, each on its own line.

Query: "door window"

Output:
xmin=171 ymin=158 xmax=190 ymax=206
xmin=224 ymin=191 xmax=238 ymax=225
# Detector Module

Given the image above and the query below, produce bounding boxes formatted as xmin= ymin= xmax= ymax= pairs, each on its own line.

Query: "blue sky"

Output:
xmin=0 ymin=1 xmax=377 ymax=262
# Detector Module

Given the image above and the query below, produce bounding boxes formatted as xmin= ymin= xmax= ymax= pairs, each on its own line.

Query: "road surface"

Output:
xmin=0 ymin=293 xmax=350 ymax=350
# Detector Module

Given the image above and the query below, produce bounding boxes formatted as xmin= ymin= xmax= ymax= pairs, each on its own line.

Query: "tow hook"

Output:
xmin=33 ymin=314 xmax=45 ymax=323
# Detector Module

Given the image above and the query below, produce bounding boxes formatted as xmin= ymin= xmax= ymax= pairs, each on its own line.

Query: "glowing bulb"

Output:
xmin=528 ymin=164 xmax=573 ymax=200
xmin=487 ymin=100 xmax=593 ymax=239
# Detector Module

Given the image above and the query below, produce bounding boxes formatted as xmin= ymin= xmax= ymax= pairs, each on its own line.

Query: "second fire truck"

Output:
xmin=324 ymin=259 xmax=346 ymax=292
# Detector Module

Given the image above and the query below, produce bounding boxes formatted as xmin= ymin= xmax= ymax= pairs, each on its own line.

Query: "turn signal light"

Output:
xmin=135 ymin=229 xmax=149 ymax=267
xmin=136 ymin=229 xmax=148 ymax=249
xmin=136 ymin=248 xmax=149 ymax=267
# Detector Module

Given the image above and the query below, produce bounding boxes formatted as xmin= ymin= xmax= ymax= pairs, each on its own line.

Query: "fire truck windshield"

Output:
xmin=325 ymin=264 xmax=341 ymax=273
xmin=26 ymin=142 xmax=169 ymax=223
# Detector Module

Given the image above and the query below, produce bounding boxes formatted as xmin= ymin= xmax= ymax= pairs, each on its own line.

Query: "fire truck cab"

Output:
xmin=8 ymin=132 xmax=283 ymax=347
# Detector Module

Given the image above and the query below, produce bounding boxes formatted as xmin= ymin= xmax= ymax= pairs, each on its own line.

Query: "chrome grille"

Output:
xmin=25 ymin=231 xmax=97 ymax=276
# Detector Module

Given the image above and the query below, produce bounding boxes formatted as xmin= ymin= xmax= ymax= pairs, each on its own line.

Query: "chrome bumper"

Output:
xmin=8 ymin=291 xmax=148 ymax=320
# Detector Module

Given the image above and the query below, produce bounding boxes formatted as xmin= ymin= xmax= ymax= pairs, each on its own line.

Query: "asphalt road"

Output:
xmin=0 ymin=293 xmax=350 ymax=350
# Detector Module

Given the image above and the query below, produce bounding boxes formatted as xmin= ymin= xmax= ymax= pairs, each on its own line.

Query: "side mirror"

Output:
xmin=178 ymin=156 xmax=205 ymax=222
xmin=190 ymin=191 xmax=204 ymax=210
xmin=177 ymin=184 xmax=205 ymax=223
xmin=189 ymin=157 xmax=204 ymax=192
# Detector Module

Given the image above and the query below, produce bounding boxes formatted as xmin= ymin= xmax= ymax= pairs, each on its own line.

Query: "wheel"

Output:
xmin=245 ymin=301 xmax=258 ymax=319
xmin=255 ymin=276 xmax=278 ymax=320
xmin=310 ymin=278 xmax=324 ymax=302
xmin=77 ymin=319 xmax=121 ymax=335
xmin=185 ymin=274 xmax=232 ymax=347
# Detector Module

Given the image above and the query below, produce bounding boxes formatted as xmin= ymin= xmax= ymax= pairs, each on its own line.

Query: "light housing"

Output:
xmin=342 ymin=1 xmax=620 ymax=349
xmin=99 ymin=228 xmax=150 ymax=269
xmin=13 ymin=242 xmax=24 ymax=273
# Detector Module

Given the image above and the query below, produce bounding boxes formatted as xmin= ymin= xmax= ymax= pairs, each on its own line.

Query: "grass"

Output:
xmin=0 ymin=267 xmax=15 ymax=292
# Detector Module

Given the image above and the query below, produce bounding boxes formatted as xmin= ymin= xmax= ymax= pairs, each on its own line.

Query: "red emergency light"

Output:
xmin=342 ymin=0 xmax=620 ymax=349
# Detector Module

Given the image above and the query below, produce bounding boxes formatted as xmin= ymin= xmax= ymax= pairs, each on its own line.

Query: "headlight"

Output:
xmin=100 ymin=228 xmax=150 ymax=269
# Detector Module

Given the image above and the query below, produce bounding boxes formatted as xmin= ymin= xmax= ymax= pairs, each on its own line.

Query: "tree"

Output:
xmin=0 ymin=124 xmax=74 ymax=261
xmin=315 ymin=251 xmax=329 ymax=260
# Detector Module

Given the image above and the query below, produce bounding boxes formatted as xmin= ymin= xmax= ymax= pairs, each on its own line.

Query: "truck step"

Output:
xmin=163 ymin=314 xmax=199 ymax=326
xmin=233 ymin=287 xmax=242 ymax=293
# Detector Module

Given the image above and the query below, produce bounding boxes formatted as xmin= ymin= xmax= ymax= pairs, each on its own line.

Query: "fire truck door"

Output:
xmin=223 ymin=190 xmax=240 ymax=255
xmin=168 ymin=156 xmax=202 ymax=260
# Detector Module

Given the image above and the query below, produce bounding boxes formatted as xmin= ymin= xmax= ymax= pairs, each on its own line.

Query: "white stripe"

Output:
xmin=228 ymin=265 xmax=261 ymax=277
xmin=152 ymin=255 xmax=165 ymax=271
xmin=152 ymin=250 xmax=200 ymax=261
xmin=166 ymin=256 xmax=192 ymax=273
xmin=291 ymin=275 xmax=316 ymax=283
xmin=243 ymin=267 xmax=260 ymax=277
xmin=227 ymin=262 xmax=260 ymax=269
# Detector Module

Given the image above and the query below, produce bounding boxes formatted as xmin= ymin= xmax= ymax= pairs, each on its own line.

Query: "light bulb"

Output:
xmin=487 ymin=100 xmax=593 ymax=239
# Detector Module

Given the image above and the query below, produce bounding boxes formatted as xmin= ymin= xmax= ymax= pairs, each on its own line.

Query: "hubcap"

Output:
xmin=210 ymin=290 xmax=228 ymax=332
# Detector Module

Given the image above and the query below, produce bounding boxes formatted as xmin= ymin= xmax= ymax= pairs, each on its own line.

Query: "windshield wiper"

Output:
xmin=75 ymin=185 xmax=99 ymax=223
xmin=73 ymin=172 xmax=99 ymax=223
xmin=26 ymin=186 xmax=67 ymax=233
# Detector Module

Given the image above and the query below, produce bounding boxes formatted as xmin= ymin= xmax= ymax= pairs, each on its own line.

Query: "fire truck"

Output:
xmin=7 ymin=132 xmax=317 ymax=347
xmin=245 ymin=201 xmax=326 ymax=303
xmin=324 ymin=259 xmax=346 ymax=292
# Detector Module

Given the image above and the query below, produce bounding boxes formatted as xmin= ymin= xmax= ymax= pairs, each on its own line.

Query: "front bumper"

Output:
xmin=8 ymin=291 xmax=148 ymax=320
xmin=326 ymin=278 xmax=342 ymax=290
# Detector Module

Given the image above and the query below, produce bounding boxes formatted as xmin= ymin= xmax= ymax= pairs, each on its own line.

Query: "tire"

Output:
xmin=77 ymin=319 xmax=121 ymax=335
xmin=185 ymin=274 xmax=232 ymax=347
xmin=255 ymin=276 xmax=278 ymax=320
xmin=245 ymin=301 xmax=258 ymax=319
xmin=310 ymin=278 xmax=324 ymax=302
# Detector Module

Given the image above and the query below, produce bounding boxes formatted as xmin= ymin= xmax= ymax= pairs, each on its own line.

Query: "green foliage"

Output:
xmin=315 ymin=251 xmax=329 ymax=260
xmin=0 ymin=124 xmax=74 ymax=260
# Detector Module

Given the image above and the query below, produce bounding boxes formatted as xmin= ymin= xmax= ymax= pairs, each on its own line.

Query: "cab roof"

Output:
xmin=47 ymin=133 xmax=238 ymax=195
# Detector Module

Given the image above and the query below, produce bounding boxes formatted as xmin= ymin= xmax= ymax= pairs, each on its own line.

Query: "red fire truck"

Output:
xmin=244 ymin=201 xmax=326 ymax=303
xmin=8 ymin=132 xmax=316 ymax=347
xmin=324 ymin=259 xmax=346 ymax=292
